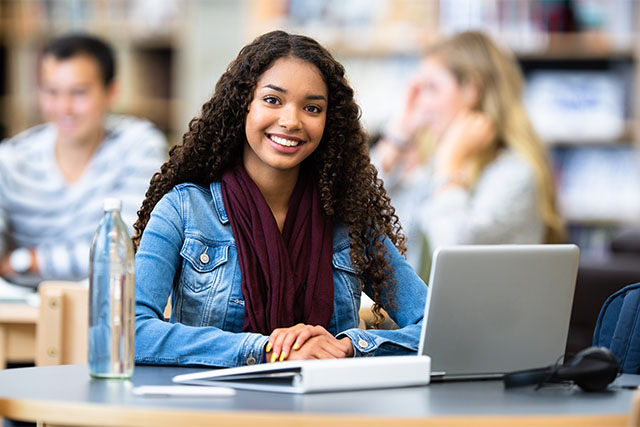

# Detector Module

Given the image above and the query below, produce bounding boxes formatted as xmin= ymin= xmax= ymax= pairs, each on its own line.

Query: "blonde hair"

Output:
xmin=424 ymin=31 xmax=565 ymax=243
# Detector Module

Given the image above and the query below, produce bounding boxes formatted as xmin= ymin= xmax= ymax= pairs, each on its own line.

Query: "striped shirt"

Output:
xmin=0 ymin=115 xmax=167 ymax=284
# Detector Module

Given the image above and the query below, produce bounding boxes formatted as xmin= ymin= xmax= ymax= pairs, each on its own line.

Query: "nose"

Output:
xmin=278 ymin=105 xmax=301 ymax=130
xmin=57 ymin=93 xmax=73 ymax=115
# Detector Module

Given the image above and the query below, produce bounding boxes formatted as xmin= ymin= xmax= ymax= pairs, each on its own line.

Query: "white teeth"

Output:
xmin=270 ymin=135 xmax=299 ymax=147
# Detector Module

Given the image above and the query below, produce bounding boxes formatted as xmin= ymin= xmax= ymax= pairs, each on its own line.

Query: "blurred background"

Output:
xmin=0 ymin=0 xmax=639 ymax=261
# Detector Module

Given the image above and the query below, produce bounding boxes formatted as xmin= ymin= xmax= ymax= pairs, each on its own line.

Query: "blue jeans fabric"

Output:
xmin=135 ymin=182 xmax=428 ymax=367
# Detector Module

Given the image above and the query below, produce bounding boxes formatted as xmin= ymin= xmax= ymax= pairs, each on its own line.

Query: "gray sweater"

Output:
xmin=372 ymin=148 xmax=545 ymax=272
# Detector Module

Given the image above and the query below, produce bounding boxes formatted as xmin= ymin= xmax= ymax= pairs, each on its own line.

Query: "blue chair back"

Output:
xmin=593 ymin=282 xmax=640 ymax=373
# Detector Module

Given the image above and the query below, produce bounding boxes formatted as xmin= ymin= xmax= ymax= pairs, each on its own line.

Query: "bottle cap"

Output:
xmin=103 ymin=198 xmax=122 ymax=211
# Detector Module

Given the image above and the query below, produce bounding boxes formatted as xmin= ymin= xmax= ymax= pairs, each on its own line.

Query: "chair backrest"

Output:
xmin=36 ymin=281 xmax=172 ymax=366
xmin=36 ymin=281 xmax=89 ymax=366
xmin=593 ymin=282 xmax=640 ymax=374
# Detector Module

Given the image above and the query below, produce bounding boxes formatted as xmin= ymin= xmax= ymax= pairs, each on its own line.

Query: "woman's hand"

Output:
xmin=376 ymin=76 xmax=429 ymax=174
xmin=384 ymin=75 xmax=428 ymax=146
xmin=266 ymin=324 xmax=331 ymax=363
xmin=286 ymin=335 xmax=354 ymax=361
xmin=265 ymin=324 xmax=354 ymax=362
xmin=433 ymin=111 xmax=496 ymax=186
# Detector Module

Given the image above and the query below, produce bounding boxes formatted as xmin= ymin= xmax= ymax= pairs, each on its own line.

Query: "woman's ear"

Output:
xmin=461 ymin=82 xmax=480 ymax=109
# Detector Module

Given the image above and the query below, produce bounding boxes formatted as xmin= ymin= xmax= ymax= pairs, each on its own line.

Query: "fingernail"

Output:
xmin=271 ymin=353 xmax=277 ymax=363
xmin=279 ymin=353 xmax=285 ymax=362
xmin=266 ymin=343 xmax=272 ymax=353
xmin=293 ymin=343 xmax=300 ymax=350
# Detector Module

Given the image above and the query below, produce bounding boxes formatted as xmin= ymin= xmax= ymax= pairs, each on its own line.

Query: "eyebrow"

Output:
xmin=262 ymin=84 xmax=327 ymax=102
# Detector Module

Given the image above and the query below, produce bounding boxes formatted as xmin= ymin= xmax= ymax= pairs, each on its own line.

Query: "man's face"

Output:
xmin=39 ymin=54 xmax=115 ymax=145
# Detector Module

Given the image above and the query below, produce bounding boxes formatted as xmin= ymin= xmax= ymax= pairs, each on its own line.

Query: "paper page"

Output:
xmin=0 ymin=276 xmax=40 ymax=306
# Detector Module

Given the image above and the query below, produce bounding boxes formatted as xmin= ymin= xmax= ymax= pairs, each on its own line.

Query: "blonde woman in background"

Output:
xmin=372 ymin=31 xmax=565 ymax=276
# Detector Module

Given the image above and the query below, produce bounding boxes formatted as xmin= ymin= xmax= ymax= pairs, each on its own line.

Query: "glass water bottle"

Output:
xmin=88 ymin=198 xmax=135 ymax=378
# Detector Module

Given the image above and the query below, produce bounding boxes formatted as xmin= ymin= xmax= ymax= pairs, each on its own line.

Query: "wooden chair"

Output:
xmin=36 ymin=281 xmax=89 ymax=366
xmin=36 ymin=281 xmax=171 ymax=366
xmin=0 ymin=302 xmax=38 ymax=369
xmin=629 ymin=389 xmax=640 ymax=426
xmin=358 ymin=293 xmax=396 ymax=330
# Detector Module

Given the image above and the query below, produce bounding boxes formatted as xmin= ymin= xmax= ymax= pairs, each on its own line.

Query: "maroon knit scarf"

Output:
xmin=220 ymin=164 xmax=334 ymax=335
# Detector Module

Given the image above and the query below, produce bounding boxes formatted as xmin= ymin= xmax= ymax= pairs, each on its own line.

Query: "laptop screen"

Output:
xmin=418 ymin=244 xmax=579 ymax=379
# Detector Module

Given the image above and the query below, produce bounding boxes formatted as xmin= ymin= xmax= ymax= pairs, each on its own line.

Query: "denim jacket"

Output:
xmin=135 ymin=182 xmax=428 ymax=367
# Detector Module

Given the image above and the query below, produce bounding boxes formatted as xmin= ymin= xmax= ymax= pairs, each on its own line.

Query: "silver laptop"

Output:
xmin=418 ymin=244 xmax=579 ymax=380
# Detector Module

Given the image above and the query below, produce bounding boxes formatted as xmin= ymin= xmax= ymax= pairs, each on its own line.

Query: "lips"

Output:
xmin=56 ymin=116 xmax=79 ymax=133
xmin=267 ymin=133 xmax=304 ymax=147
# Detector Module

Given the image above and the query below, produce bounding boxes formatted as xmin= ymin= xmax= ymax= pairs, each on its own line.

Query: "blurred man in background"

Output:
xmin=0 ymin=34 xmax=167 ymax=287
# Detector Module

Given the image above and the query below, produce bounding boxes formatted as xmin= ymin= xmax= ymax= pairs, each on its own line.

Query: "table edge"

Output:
xmin=0 ymin=396 xmax=629 ymax=427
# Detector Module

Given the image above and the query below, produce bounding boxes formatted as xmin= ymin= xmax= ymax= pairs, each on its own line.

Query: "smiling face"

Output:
xmin=243 ymin=56 xmax=327 ymax=178
xmin=39 ymin=54 xmax=115 ymax=147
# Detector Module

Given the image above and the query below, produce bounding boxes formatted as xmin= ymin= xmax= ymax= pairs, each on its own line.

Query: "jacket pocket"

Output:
xmin=179 ymin=237 xmax=229 ymax=293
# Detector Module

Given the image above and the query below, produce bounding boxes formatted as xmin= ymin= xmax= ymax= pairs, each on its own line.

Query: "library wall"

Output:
xmin=1 ymin=0 xmax=638 ymax=258
xmin=0 ymin=0 xmax=188 ymax=142
xmin=246 ymin=0 xmax=640 ymax=258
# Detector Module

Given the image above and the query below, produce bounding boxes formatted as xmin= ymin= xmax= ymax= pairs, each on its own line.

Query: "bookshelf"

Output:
xmin=0 ymin=0 xmax=185 ymax=142
xmin=0 ymin=0 xmax=638 ymax=256
xmin=244 ymin=0 xmax=640 ymax=256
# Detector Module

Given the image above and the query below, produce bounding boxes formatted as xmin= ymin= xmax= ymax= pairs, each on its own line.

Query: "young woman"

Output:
xmin=373 ymin=31 xmax=565 ymax=274
xmin=133 ymin=31 xmax=427 ymax=367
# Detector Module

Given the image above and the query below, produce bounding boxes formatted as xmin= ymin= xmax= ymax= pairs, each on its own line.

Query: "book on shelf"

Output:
xmin=552 ymin=145 xmax=640 ymax=224
xmin=525 ymin=71 xmax=626 ymax=143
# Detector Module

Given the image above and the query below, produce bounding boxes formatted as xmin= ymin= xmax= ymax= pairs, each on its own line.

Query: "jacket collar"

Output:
xmin=209 ymin=181 xmax=229 ymax=224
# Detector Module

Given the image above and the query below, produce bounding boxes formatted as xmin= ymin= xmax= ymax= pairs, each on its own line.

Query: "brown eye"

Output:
xmin=263 ymin=96 xmax=280 ymax=105
xmin=305 ymin=105 xmax=322 ymax=114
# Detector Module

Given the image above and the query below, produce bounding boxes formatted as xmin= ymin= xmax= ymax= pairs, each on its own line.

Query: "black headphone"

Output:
xmin=503 ymin=346 xmax=619 ymax=392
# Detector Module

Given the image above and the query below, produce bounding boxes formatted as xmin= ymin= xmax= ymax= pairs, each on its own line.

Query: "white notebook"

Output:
xmin=173 ymin=355 xmax=430 ymax=394
xmin=0 ymin=276 xmax=39 ymax=305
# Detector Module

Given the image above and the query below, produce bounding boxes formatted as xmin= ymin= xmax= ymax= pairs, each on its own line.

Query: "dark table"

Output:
xmin=0 ymin=364 xmax=636 ymax=426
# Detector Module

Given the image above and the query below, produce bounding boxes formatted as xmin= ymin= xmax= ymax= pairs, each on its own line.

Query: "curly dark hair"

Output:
xmin=133 ymin=30 xmax=406 ymax=328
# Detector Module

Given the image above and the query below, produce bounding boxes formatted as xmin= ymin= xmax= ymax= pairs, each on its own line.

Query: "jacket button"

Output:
xmin=246 ymin=356 xmax=257 ymax=365
xmin=358 ymin=338 xmax=369 ymax=349
xmin=200 ymin=253 xmax=210 ymax=264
